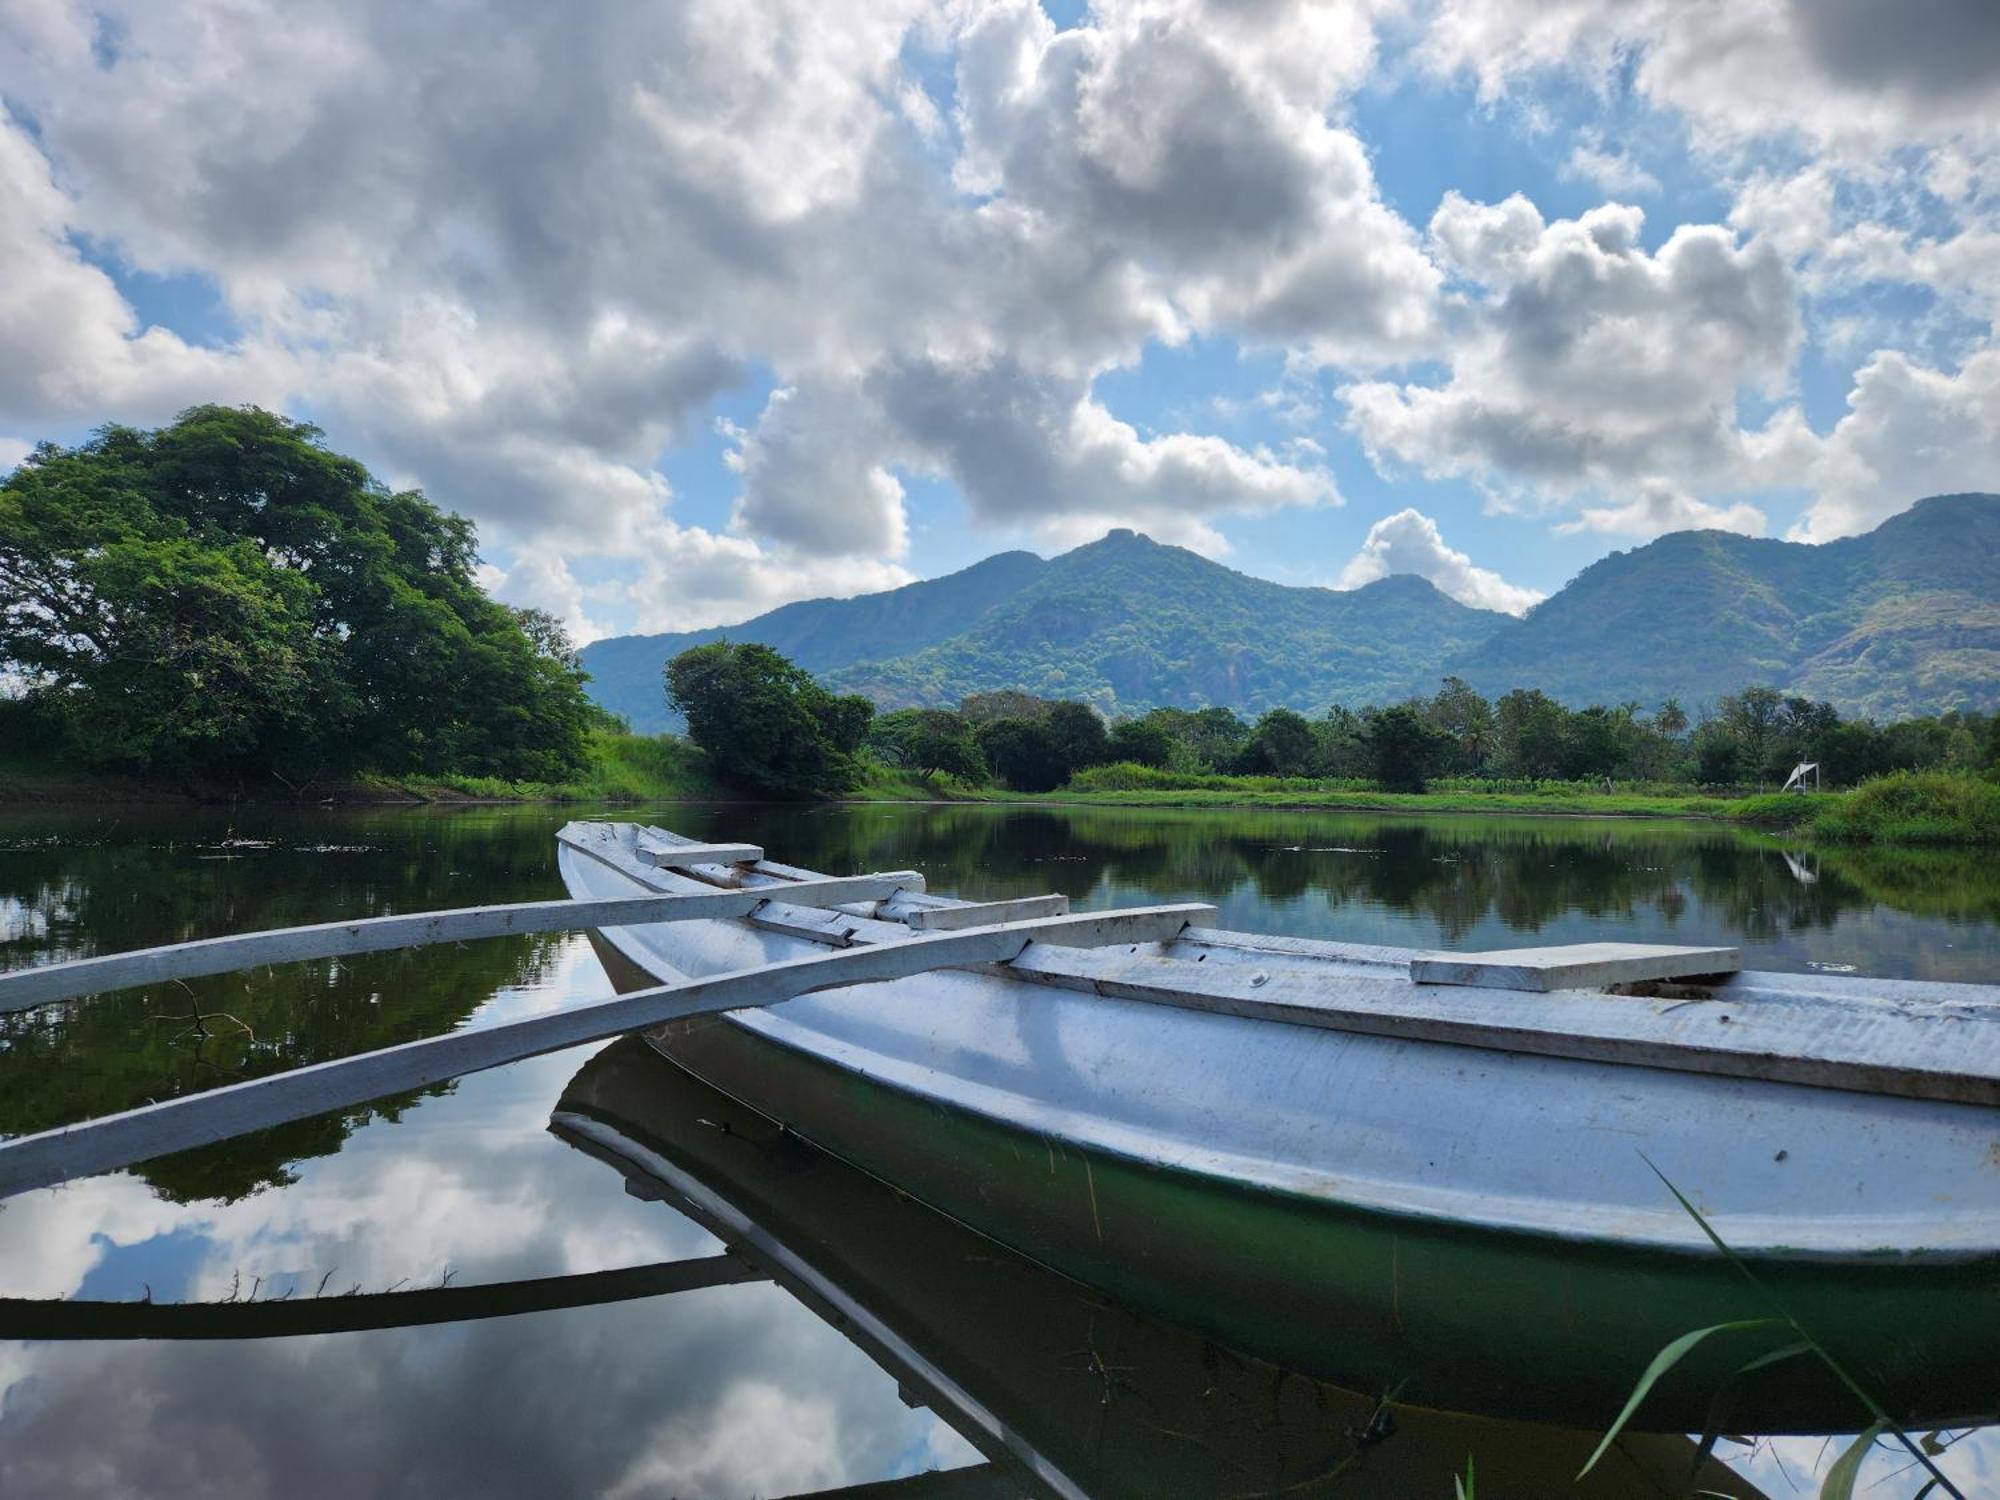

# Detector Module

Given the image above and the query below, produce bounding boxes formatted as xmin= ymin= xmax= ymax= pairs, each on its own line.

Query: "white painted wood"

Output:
xmin=1004 ymin=946 xmax=2000 ymax=1107
xmin=905 ymin=895 xmax=1069 ymax=931
xmin=0 ymin=875 xmax=923 ymax=1014
xmin=0 ymin=902 xmax=1212 ymax=1199
xmin=1410 ymin=942 xmax=1741 ymax=992
xmin=575 ymin=830 xmax=1994 ymax=1108
xmin=635 ymin=838 xmax=764 ymax=869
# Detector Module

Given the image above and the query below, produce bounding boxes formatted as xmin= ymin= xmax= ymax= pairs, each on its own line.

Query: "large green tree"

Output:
xmin=0 ymin=406 xmax=593 ymax=786
xmin=666 ymin=641 xmax=873 ymax=797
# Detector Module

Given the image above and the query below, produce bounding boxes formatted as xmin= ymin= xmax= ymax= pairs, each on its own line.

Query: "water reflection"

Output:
xmin=0 ymin=800 xmax=1995 ymax=1495
xmin=556 ymin=1037 xmax=1760 ymax=1499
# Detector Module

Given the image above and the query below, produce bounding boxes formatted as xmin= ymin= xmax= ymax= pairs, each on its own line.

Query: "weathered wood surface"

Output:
xmin=1000 ymin=944 xmax=2000 ymax=1107
xmin=1410 ymin=943 xmax=1741 ymax=992
xmin=635 ymin=837 xmax=765 ymax=869
xmin=0 ymin=902 xmax=1213 ymax=1200
xmin=573 ymin=821 xmax=2000 ymax=1105
xmin=0 ymin=1254 xmax=764 ymax=1341
xmin=0 ymin=875 xmax=923 ymax=1014
xmin=905 ymin=895 xmax=1069 ymax=931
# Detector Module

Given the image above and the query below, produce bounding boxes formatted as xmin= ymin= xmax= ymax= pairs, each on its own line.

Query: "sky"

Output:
xmin=1 ymin=0 xmax=1998 ymax=643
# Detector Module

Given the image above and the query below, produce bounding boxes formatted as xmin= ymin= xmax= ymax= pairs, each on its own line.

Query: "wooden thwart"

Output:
xmin=635 ymin=837 xmax=764 ymax=869
xmin=0 ymin=874 xmax=923 ymax=1014
xmin=1410 ymin=943 xmax=1741 ymax=993
xmin=0 ymin=901 xmax=1213 ymax=1200
xmin=906 ymin=895 xmax=1069 ymax=931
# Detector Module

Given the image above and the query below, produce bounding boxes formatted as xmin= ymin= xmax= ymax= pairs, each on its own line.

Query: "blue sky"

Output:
xmin=2 ymin=0 xmax=1996 ymax=637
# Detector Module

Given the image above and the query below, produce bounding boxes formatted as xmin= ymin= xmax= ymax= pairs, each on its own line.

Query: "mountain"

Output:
xmin=1444 ymin=493 xmax=2000 ymax=718
xmin=580 ymin=529 xmax=1501 ymax=730
xmin=578 ymin=549 xmax=1047 ymax=730
xmin=824 ymin=530 xmax=1499 ymax=714
xmin=578 ymin=495 xmax=2000 ymax=730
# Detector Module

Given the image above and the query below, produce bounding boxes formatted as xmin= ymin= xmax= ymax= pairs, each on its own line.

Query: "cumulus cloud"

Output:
xmin=1341 ymin=194 xmax=1802 ymax=535
xmin=1338 ymin=507 xmax=1543 ymax=615
xmin=0 ymin=0 xmax=1433 ymax=634
xmin=1418 ymin=0 xmax=2000 ymax=162
xmin=1555 ymin=482 xmax=1767 ymax=538
xmin=1791 ymin=346 xmax=2000 ymax=540
xmin=1560 ymin=141 xmax=1659 ymax=197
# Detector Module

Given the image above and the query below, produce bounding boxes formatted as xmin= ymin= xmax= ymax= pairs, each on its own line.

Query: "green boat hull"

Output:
xmin=653 ymin=1012 xmax=2000 ymax=1435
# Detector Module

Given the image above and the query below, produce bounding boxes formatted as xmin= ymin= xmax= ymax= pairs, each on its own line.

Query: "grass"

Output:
xmin=353 ymin=732 xmax=728 ymax=803
xmin=1806 ymin=770 xmax=2000 ymax=845
xmin=966 ymin=762 xmax=2000 ymax=845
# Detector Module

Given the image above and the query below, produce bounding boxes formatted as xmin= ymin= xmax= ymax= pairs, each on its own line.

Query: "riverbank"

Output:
xmin=4 ymin=738 xmax=1993 ymax=845
xmin=0 ymin=732 xmax=938 ymax=808
xmin=954 ymin=769 xmax=2000 ymax=845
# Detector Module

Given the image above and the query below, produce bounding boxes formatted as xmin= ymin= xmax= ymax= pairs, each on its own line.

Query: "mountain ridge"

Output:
xmin=579 ymin=495 xmax=2000 ymax=730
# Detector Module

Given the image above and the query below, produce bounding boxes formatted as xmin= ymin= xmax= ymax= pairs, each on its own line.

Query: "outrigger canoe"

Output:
xmin=558 ymin=820 xmax=2000 ymax=1434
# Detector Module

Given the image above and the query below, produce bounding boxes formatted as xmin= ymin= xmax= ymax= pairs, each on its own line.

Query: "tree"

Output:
xmin=0 ymin=406 xmax=594 ymax=786
xmin=959 ymin=690 xmax=1054 ymax=725
xmin=902 ymin=708 xmax=986 ymax=781
xmin=1107 ymin=716 xmax=1173 ymax=767
xmin=1560 ymin=705 xmax=1627 ymax=780
xmin=1363 ymin=704 xmax=1452 ymax=793
xmin=1428 ymin=677 xmax=1494 ymax=773
xmin=1719 ymin=686 xmax=1785 ymax=781
xmin=1311 ymin=705 xmax=1367 ymax=778
xmin=977 ymin=715 xmax=1068 ymax=792
xmin=1235 ymin=707 xmax=1316 ymax=776
xmin=666 ymin=641 xmax=872 ymax=797
xmin=1044 ymin=701 xmax=1110 ymax=772
xmin=1655 ymin=697 xmax=1688 ymax=740
xmin=1493 ymin=689 xmax=1570 ymax=779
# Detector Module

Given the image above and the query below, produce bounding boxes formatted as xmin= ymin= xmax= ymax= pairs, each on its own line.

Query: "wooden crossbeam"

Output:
xmin=0 ymin=874 xmax=924 ymax=1014
xmin=0 ymin=902 xmax=1212 ymax=1200
xmin=635 ymin=837 xmax=764 ymax=868
xmin=1410 ymin=943 xmax=1740 ymax=992
xmin=905 ymin=895 xmax=1069 ymax=931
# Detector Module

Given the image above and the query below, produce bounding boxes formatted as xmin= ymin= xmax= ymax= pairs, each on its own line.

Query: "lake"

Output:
xmin=1 ymin=801 xmax=1995 ymax=1497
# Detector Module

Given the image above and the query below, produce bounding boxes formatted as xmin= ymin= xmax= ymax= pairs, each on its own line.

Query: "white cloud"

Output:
xmin=0 ymin=435 xmax=32 ymax=474
xmin=1560 ymin=141 xmax=1659 ymax=197
xmin=0 ymin=0 xmax=1433 ymax=635
xmin=1555 ymin=481 xmax=1767 ymax=538
xmin=1338 ymin=507 xmax=1543 ymax=615
xmin=1791 ymin=346 xmax=2000 ymax=540
xmin=1418 ymin=0 xmax=2000 ymax=164
xmin=1342 ymin=194 xmax=1802 ymax=535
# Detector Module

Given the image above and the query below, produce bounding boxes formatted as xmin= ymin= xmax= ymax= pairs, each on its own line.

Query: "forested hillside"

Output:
xmin=579 ymin=497 xmax=2000 ymax=730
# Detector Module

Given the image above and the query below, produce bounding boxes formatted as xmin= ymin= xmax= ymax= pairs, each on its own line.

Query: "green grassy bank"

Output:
xmin=960 ymin=766 xmax=2000 ymax=845
xmin=6 ymin=733 xmax=1995 ymax=845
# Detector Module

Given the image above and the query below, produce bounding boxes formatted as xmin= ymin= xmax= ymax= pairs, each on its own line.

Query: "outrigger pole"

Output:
xmin=0 ymin=892 xmax=1215 ymax=1202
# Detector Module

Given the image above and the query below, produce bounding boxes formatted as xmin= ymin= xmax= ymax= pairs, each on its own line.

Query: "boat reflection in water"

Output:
xmin=553 ymin=1032 xmax=1763 ymax=1500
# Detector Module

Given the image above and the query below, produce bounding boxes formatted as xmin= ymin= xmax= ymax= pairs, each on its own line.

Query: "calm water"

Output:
xmin=1 ymin=801 xmax=1995 ymax=1497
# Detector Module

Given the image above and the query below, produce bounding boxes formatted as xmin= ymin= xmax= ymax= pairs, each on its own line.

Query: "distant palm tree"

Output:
xmin=1656 ymin=697 xmax=1688 ymax=739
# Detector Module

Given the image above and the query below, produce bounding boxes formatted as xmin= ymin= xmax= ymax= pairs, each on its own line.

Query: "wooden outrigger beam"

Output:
xmin=0 ymin=875 xmax=924 ymax=1014
xmin=0 ymin=901 xmax=1212 ymax=1201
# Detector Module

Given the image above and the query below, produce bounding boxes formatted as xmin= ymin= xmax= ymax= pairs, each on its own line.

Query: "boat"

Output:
xmin=553 ymin=1036 xmax=1768 ymax=1500
xmin=557 ymin=820 xmax=2000 ymax=1435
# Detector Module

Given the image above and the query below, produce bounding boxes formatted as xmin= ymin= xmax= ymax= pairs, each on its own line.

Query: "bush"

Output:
xmin=1810 ymin=771 xmax=2000 ymax=845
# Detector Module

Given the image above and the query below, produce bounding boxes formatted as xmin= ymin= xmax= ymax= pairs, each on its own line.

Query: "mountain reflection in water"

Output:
xmin=0 ymin=801 xmax=1994 ymax=1495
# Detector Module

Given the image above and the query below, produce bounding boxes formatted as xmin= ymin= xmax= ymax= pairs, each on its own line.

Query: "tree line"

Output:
xmin=671 ymin=641 xmax=2000 ymax=798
